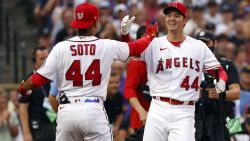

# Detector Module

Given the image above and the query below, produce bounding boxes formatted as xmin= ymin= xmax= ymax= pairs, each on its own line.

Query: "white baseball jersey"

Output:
xmin=37 ymin=36 xmax=129 ymax=100
xmin=141 ymin=36 xmax=220 ymax=101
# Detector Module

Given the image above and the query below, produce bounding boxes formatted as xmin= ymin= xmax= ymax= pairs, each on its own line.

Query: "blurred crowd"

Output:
xmin=1 ymin=0 xmax=250 ymax=141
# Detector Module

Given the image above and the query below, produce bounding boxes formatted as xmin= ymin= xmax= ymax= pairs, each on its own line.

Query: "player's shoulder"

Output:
xmin=153 ymin=36 xmax=166 ymax=42
xmin=185 ymin=36 xmax=204 ymax=44
xmin=185 ymin=36 xmax=207 ymax=48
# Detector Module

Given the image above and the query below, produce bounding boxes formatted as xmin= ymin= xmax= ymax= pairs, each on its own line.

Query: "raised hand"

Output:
xmin=121 ymin=15 xmax=136 ymax=35
xmin=145 ymin=19 xmax=158 ymax=39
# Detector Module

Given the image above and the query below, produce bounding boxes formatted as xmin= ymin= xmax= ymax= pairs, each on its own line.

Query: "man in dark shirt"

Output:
xmin=195 ymin=30 xmax=240 ymax=141
xmin=19 ymin=46 xmax=56 ymax=141
xmin=104 ymin=72 xmax=124 ymax=138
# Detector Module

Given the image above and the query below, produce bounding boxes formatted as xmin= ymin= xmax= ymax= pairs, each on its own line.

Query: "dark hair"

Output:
xmin=78 ymin=29 xmax=87 ymax=36
xmin=136 ymin=26 xmax=146 ymax=39
xmin=32 ymin=46 xmax=48 ymax=62
xmin=78 ymin=21 xmax=98 ymax=36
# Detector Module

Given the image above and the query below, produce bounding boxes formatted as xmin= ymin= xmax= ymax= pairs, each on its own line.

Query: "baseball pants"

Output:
xmin=56 ymin=98 xmax=113 ymax=141
xmin=143 ymin=99 xmax=195 ymax=141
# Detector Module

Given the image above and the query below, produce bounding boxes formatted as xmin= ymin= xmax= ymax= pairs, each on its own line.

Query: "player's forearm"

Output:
xmin=49 ymin=95 xmax=59 ymax=112
xmin=128 ymin=34 xmax=154 ymax=57
xmin=19 ymin=104 xmax=32 ymax=134
xmin=206 ymin=66 xmax=228 ymax=82
xmin=115 ymin=114 xmax=123 ymax=129
xmin=225 ymin=83 xmax=240 ymax=101
xmin=121 ymin=34 xmax=131 ymax=42
xmin=19 ymin=73 xmax=50 ymax=96
xmin=218 ymin=66 xmax=228 ymax=82
xmin=129 ymin=97 xmax=146 ymax=114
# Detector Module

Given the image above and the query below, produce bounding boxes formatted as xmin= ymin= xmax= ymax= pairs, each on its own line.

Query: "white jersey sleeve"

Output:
xmin=109 ymin=40 xmax=129 ymax=61
xmin=37 ymin=45 xmax=59 ymax=81
xmin=140 ymin=38 xmax=155 ymax=62
xmin=202 ymin=43 xmax=220 ymax=70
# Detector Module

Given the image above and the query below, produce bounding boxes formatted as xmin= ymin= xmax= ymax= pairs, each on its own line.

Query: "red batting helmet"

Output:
xmin=71 ymin=3 xmax=99 ymax=29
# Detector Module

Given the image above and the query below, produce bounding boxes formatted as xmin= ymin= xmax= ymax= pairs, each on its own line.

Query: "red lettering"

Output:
xmin=90 ymin=44 xmax=96 ymax=55
xmin=84 ymin=44 xmax=89 ymax=55
xmin=156 ymin=59 xmax=164 ymax=73
xmin=190 ymin=58 xmax=194 ymax=69
xmin=165 ymin=58 xmax=172 ymax=69
xmin=191 ymin=76 xmax=199 ymax=91
xmin=183 ymin=57 xmax=188 ymax=68
xmin=70 ymin=45 xmax=77 ymax=56
xmin=174 ymin=58 xmax=180 ymax=67
xmin=180 ymin=76 xmax=190 ymax=90
xmin=195 ymin=60 xmax=200 ymax=72
xmin=77 ymin=44 xmax=83 ymax=55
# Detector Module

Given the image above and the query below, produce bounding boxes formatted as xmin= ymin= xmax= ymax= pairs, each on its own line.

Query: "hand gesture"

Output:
xmin=145 ymin=19 xmax=158 ymax=39
xmin=121 ymin=15 xmax=136 ymax=35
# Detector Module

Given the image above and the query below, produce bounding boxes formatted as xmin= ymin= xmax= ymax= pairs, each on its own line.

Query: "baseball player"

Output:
xmin=18 ymin=3 xmax=158 ymax=141
xmin=121 ymin=2 xmax=228 ymax=141
xmin=123 ymin=26 xmax=151 ymax=131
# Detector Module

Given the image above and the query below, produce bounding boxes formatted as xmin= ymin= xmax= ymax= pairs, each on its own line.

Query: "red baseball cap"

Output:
xmin=71 ymin=3 xmax=99 ymax=29
xmin=163 ymin=2 xmax=188 ymax=17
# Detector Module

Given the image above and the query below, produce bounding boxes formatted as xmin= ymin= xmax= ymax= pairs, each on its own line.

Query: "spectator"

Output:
xmin=224 ymin=41 xmax=236 ymax=60
xmin=18 ymin=46 xmax=56 ymax=141
xmin=215 ymin=4 xmax=235 ymax=36
xmin=99 ymin=23 xmax=118 ymax=40
xmin=33 ymin=0 xmax=57 ymax=30
xmin=8 ymin=90 xmax=23 ymax=141
xmin=99 ymin=0 xmax=112 ymax=16
xmin=215 ymin=34 xmax=229 ymax=57
xmin=155 ymin=9 xmax=166 ymax=37
xmin=129 ymin=10 xmax=146 ymax=40
xmin=234 ymin=48 xmax=248 ymax=73
xmin=233 ymin=105 xmax=250 ymax=141
xmin=184 ymin=5 xmax=206 ymax=36
xmin=37 ymin=28 xmax=52 ymax=48
xmin=54 ymin=6 xmax=75 ymax=44
xmin=230 ymin=19 xmax=246 ymax=46
xmin=237 ymin=66 xmax=250 ymax=116
xmin=104 ymin=72 xmax=124 ymax=139
xmin=0 ymin=87 xmax=19 ymax=141
xmin=204 ymin=0 xmax=223 ymax=25
xmin=111 ymin=60 xmax=127 ymax=94
xmin=113 ymin=4 xmax=128 ymax=35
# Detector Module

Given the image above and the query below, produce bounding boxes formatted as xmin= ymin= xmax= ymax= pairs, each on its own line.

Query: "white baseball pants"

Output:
xmin=56 ymin=98 xmax=113 ymax=141
xmin=143 ymin=99 xmax=195 ymax=141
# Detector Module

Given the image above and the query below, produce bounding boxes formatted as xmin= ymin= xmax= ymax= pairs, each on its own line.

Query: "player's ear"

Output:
xmin=183 ymin=16 xmax=188 ymax=27
xmin=214 ymin=40 xmax=218 ymax=47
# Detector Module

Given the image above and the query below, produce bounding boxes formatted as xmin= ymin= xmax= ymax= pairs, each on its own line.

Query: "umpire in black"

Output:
xmin=195 ymin=30 xmax=240 ymax=141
